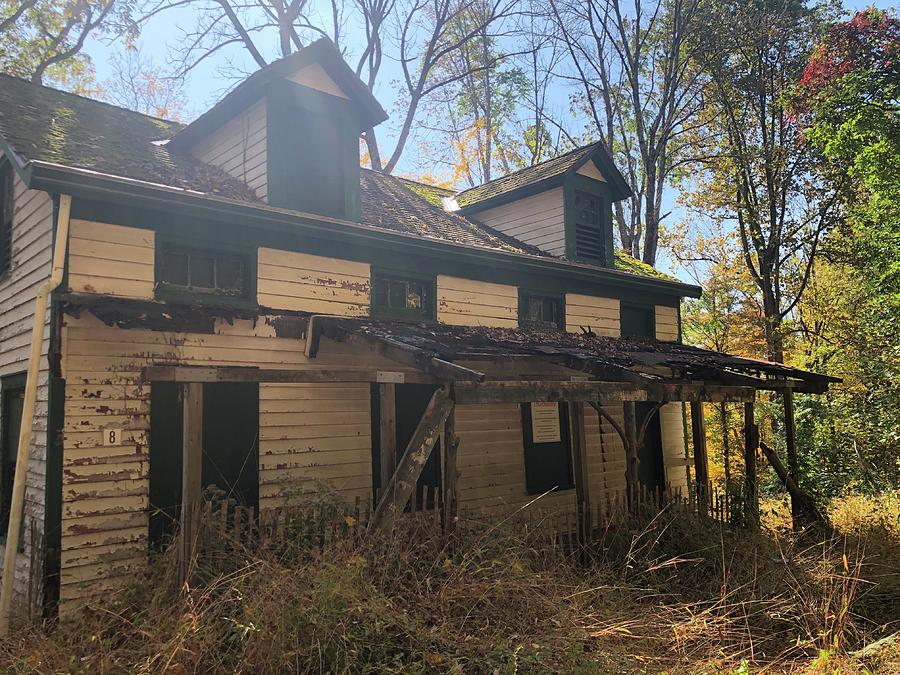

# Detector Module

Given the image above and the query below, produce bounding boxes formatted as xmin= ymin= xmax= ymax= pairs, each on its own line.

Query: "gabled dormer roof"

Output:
xmin=453 ymin=141 xmax=632 ymax=211
xmin=169 ymin=39 xmax=388 ymax=149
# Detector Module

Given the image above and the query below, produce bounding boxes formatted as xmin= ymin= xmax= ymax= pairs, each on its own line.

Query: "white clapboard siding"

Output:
xmin=565 ymin=294 xmax=620 ymax=336
xmin=0 ymin=173 xmax=53 ymax=613
xmin=437 ymin=276 xmax=518 ymax=328
xmin=67 ymin=220 xmax=155 ymax=299
xmin=257 ymin=248 xmax=370 ymax=316
xmin=468 ymin=188 xmax=565 ymax=257
xmin=190 ymin=100 xmax=268 ymax=200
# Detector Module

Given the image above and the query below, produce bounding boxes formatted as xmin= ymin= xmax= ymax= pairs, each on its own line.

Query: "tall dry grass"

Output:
xmin=1 ymin=491 xmax=898 ymax=674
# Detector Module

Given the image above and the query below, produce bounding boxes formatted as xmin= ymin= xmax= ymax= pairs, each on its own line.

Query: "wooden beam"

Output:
xmin=569 ymin=402 xmax=591 ymax=549
xmin=759 ymin=441 xmax=826 ymax=528
xmin=178 ymin=382 xmax=203 ymax=586
xmin=143 ymin=365 xmax=437 ymax=385
xmin=783 ymin=388 xmax=801 ymax=526
xmin=454 ymin=380 xmax=756 ymax=405
xmin=370 ymin=387 xmax=454 ymax=530
xmin=744 ymin=402 xmax=759 ymax=526
xmin=378 ymin=383 xmax=397 ymax=498
xmin=442 ymin=403 xmax=460 ymax=533
xmin=623 ymin=401 xmax=638 ymax=506
xmin=690 ymin=401 xmax=709 ymax=517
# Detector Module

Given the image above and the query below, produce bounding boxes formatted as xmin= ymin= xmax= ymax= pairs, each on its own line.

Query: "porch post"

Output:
xmin=442 ymin=402 xmax=459 ymax=532
xmin=690 ymin=401 xmax=709 ymax=517
xmin=783 ymin=389 xmax=800 ymax=525
xmin=623 ymin=402 xmax=638 ymax=507
xmin=569 ymin=402 xmax=591 ymax=549
xmin=179 ymin=382 xmax=203 ymax=586
xmin=744 ymin=401 xmax=759 ymax=526
xmin=378 ymin=383 xmax=397 ymax=500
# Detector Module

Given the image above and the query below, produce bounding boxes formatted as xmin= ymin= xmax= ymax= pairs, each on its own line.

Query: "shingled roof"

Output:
xmin=0 ymin=74 xmax=259 ymax=202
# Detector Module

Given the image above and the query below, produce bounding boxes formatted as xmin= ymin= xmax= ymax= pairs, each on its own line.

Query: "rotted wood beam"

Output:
xmin=370 ymin=387 xmax=454 ymax=530
xmin=455 ymin=381 xmax=755 ymax=405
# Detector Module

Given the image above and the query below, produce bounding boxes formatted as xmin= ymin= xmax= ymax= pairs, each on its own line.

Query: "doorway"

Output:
xmin=149 ymin=382 xmax=259 ymax=547
xmin=636 ymin=402 xmax=665 ymax=494
xmin=1 ymin=375 xmax=25 ymax=537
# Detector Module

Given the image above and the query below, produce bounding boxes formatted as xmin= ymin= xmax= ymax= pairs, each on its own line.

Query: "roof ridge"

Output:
xmin=390 ymin=172 xmax=455 ymax=194
xmin=0 ymin=73 xmax=183 ymax=129
xmin=455 ymin=141 xmax=601 ymax=197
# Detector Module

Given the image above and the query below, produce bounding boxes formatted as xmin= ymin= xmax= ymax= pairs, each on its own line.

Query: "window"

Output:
xmin=620 ymin=304 xmax=654 ymax=338
xmin=521 ymin=402 xmax=573 ymax=494
xmin=572 ymin=190 xmax=604 ymax=263
xmin=157 ymin=243 xmax=250 ymax=299
xmin=371 ymin=271 xmax=435 ymax=320
xmin=1 ymin=375 xmax=25 ymax=539
xmin=0 ymin=164 xmax=14 ymax=277
xmin=519 ymin=292 xmax=564 ymax=329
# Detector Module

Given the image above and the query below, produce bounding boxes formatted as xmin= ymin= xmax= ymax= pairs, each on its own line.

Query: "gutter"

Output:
xmin=27 ymin=161 xmax=702 ymax=299
xmin=0 ymin=195 xmax=71 ymax=635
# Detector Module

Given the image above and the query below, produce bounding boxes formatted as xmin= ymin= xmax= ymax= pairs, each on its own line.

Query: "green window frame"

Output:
xmin=518 ymin=290 xmax=565 ymax=330
xmin=370 ymin=269 xmax=436 ymax=321
xmin=620 ymin=303 xmax=655 ymax=338
xmin=155 ymin=239 xmax=256 ymax=306
xmin=0 ymin=163 xmax=14 ymax=278
xmin=0 ymin=373 xmax=26 ymax=544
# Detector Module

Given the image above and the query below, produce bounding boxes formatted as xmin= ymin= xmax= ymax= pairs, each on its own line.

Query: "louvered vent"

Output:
xmin=573 ymin=190 xmax=604 ymax=262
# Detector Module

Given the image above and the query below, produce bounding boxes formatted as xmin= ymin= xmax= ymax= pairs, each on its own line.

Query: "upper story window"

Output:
xmin=157 ymin=242 xmax=252 ymax=301
xmin=0 ymin=165 xmax=14 ymax=277
xmin=620 ymin=304 xmax=654 ymax=338
xmin=572 ymin=190 xmax=604 ymax=263
xmin=519 ymin=291 xmax=564 ymax=329
xmin=371 ymin=270 xmax=435 ymax=321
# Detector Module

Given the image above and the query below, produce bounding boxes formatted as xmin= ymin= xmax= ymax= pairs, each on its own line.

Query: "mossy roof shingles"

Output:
xmin=0 ymin=74 xmax=258 ymax=201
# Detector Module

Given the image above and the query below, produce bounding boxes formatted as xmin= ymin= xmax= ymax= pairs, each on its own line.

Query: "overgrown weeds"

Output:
xmin=3 ymin=491 xmax=899 ymax=673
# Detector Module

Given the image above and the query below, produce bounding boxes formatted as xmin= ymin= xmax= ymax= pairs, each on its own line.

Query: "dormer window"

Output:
xmin=572 ymin=190 xmax=603 ymax=263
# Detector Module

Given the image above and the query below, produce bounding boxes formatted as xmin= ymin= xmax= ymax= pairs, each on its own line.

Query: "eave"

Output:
xmin=27 ymin=160 xmax=702 ymax=300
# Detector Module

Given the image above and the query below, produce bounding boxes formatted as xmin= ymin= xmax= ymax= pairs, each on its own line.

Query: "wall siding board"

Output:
xmin=469 ymin=188 xmax=565 ymax=257
xmin=189 ymin=100 xmax=268 ymax=200
xmin=437 ymin=276 xmax=517 ymax=328
xmin=565 ymin=294 xmax=620 ymax=336
xmin=0 ymin=175 xmax=53 ymax=615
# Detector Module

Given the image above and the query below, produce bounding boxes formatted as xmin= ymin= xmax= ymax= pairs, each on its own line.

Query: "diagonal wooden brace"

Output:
xmin=369 ymin=386 xmax=454 ymax=530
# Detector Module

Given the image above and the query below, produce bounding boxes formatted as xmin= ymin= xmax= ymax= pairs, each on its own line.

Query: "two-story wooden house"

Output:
xmin=0 ymin=39 xmax=834 ymax=620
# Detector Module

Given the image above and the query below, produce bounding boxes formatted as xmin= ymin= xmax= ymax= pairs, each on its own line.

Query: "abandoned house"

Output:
xmin=0 ymin=39 xmax=836 ymax=621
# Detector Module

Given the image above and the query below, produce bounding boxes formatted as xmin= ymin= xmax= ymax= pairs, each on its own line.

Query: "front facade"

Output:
xmin=0 ymin=40 xmax=708 ymax=617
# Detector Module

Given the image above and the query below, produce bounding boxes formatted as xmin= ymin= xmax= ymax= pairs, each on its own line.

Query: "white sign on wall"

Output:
xmin=531 ymin=402 xmax=561 ymax=443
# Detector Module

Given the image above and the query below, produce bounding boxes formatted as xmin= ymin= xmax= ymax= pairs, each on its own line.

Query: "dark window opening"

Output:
xmin=573 ymin=190 xmax=604 ymax=263
xmin=371 ymin=272 xmax=435 ymax=321
xmin=158 ymin=244 xmax=248 ymax=298
xmin=0 ymin=165 xmax=14 ymax=277
xmin=620 ymin=304 xmax=654 ymax=338
xmin=1 ymin=376 xmax=25 ymax=540
xmin=520 ymin=293 xmax=563 ymax=329
xmin=521 ymin=402 xmax=573 ymax=495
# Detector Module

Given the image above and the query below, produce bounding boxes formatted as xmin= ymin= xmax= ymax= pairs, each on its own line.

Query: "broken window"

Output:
xmin=519 ymin=292 xmax=564 ymax=329
xmin=371 ymin=271 xmax=435 ymax=320
xmin=157 ymin=243 xmax=249 ymax=299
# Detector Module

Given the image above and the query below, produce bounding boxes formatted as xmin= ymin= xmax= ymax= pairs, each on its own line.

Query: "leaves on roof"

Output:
xmin=614 ymin=250 xmax=680 ymax=282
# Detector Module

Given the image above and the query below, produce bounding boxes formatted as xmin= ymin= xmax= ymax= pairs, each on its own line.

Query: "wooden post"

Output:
xmin=623 ymin=402 xmax=638 ymax=508
xmin=783 ymin=389 xmax=801 ymax=526
xmin=569 ymin=403 xmax=591 ymax=551
xmin=744 ymin=401 xmax=759 ymax=526
xmin=370 ymin=387 xmax=453 ymax=530
xmin=379 ymin=383 xmax=397 ymax=494
xmin=690 ymin=401 xmax=709 ymax=517
xmin=442 ymin=403 xmax=459 ymax=532
xmin=178 ymin=382 xmax=203 ymax=586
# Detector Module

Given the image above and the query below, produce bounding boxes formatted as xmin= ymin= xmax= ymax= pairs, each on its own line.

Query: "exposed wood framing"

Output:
xmin=370 ymin=387 xmax=454 ymax=530
xmin=178 ymin=383 xmax=203 ymax=586
xmin=783 ymin=389 xmax=800 ymax=524
xmin=690 ymin=401 xmax=709 ymax=516
xmin=379 ymin=383 xmax=397 ymax=494
xmin=759 ymin=441 xmax=826 ymax=528
xmin=143 ymin=365 xmax=437 ymax=385
xmin=442 ymin=404 xmax=460 ymax=532
xmin=454 ymin=381 xmax=755 ymax=405
xmin=623 ymin=402 xmax=639 ymax=502
xmin=744 ymin=402 xmax=759 ymax=526
xmin=569 ymin=403 xmax=590 ymax=548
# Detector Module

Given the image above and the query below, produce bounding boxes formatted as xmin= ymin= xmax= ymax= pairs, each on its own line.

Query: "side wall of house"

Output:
xmin=189 ymin=100 xmax=268 ymax=201
xmin=655 ymin=305 xmax=689 ymax=492
xmin=437 ymin=276 xmax=518 ymax=328
xmin=468 ymin=188 xmax=565 ymax=257
xmin=0 ymin=174 xmax=54 ymax=614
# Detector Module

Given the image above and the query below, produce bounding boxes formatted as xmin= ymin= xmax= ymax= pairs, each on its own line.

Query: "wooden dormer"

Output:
xmin=169 ymin=39 xmax=387 ymax=221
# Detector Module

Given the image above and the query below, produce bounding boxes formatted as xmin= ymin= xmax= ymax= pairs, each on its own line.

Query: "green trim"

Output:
xmin=153 ymin=235 xmax=258 ymax=309
xmin=518 ymin=288 xmax=566 ymax=330
xmin=456 ymin=174 xmax=567 ymax=215
xmin=564 ymin=175 xmax=615 ymax=268
xmin=620 ymin=302 xmax=656 ymax=338
xmin=370 ymin=267 xmax=436 ymax=321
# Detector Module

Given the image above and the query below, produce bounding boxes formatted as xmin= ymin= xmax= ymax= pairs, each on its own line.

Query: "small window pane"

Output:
xmin=373 ymin=277 xmax=389 ymax=307
xmin=388 ymin=281 xmax=407 ymax=309
xmin=218 ymin=255 xmax=244 ymax=291
xmin=162 ymin=252 xmax=189 ymax=286
xmin=190 ymin=254 xmax=215 ymax=288
xmin=521 ymin=294 xmax=561 ymax=329
xmin=372 ymin=273 xmax=434 ymax=320
xmin=406 ymin=281 xmax=423 ymax=309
